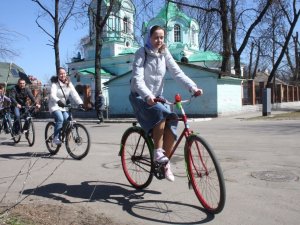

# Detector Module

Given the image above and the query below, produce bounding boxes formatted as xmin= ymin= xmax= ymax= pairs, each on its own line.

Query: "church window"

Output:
xmin=174 ymin=24 xmax=181 ymax=42
xmin=191 ymin=25 xmax=196 ymax=45
xmin=107 ymin=16 xmax=115 ymax=31
xmin=123 ymin=17 xmax=128 ymax=33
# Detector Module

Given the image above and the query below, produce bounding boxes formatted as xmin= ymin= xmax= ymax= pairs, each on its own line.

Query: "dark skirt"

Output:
xmin=129 ymin=92 xmax=178 ymax=139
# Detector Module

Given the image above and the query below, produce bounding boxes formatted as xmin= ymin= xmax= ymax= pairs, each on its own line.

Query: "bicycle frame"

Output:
xmin=158 ymin=96 xmax=194 ymax=160
xmin=19 ymin=106 xmax=35 ymax=130
xmin=0 ymin=108 xmax=13 ymax=133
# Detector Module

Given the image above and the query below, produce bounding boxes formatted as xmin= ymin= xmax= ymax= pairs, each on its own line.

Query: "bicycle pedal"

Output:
xmin=153 ymin=162 xmax=167 ymax=180
xmin=188 ymin=180 xmax=192 ymax=190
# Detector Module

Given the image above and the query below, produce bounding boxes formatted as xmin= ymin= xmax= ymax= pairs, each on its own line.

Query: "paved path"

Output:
xmin=0 ymin=110 xmax=299 ymax=225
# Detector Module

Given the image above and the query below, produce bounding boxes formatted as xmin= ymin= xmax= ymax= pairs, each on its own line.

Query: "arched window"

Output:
xmin=191 ymin=25 xmax=196 ymax=45
xmin=174 ymin=24 xmax=181 ymax=42
xmin=107 ymin=16 xmax=115 ymax=31
xmin=123 ymin=17 xmax=128 ymax=33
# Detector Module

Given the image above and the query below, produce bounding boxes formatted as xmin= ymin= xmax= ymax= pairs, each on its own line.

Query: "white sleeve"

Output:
xmin=131 ymin=47 xmax=154 ymax=100
xmin=50 ymin=83 xmax=60 ymax=102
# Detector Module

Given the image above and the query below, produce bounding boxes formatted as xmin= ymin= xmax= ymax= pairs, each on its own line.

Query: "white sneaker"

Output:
xmin=52 ymin=136 xmax=62 ymax=145
xmin=154 ymin=148 xmax=169 ymax=163
xmin=165 ymin=163 xmax=175 ymax=182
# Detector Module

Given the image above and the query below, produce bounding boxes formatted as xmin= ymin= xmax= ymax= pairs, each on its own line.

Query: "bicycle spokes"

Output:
xmin=186 ymin=135 xmax=225 ymax=214
xmin=65 ymin=123 xmax=90 ymax=160
xmin=120 ymin=127 xmax=153 ymax=189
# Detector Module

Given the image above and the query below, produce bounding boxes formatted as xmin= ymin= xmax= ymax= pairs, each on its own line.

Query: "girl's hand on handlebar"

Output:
xmin=146 ymin=97 xmax=156 ymax=106
xmin=193 ymin=88 xmax=203 ymax=97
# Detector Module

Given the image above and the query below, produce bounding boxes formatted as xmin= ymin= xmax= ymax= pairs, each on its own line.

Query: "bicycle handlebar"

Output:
xmin=154 ymin=93 xmax=201 ymax=105
xmin=64 ymin=104 xmax=86 ymax=112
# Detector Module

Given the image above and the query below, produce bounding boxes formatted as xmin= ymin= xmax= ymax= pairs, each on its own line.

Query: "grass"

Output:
xmin=0 ymin=217 xmax=32 ymax=225
xmin=247 ymin=110 xmax=300 ymax=120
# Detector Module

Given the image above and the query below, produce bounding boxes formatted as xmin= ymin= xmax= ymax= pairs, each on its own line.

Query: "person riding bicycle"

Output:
xmin=0 ymin=84 xmax=12 ymax=133
xmin=0 ymin=84 xmax=11 ymax=110
xmin=9 ymin=78 xmax=41 ymax=135
xmin=48 ymin=67 xmax=84 ymax=145
xmin=129 ymin=25 xmax=203 ymax=182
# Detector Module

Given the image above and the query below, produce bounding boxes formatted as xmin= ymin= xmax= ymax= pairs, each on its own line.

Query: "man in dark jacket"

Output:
xmin=10 ymin=78 xmax=40 ymax=134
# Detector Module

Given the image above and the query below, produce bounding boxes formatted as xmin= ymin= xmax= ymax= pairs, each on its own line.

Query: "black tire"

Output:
xmin=11 ymin=120 xmax=21 ymax=143
xmin=120 ymin=126 xmax=153 ymax=189
xmin=65 ymin=123 xmax=90 ymax=160
xmin=185 ymin=135 xmax=226 ymax=214
xmin=25 ymin=121 xmax=35 ymax=146
xmin=45 ymin=122 xmax=61 ymax=155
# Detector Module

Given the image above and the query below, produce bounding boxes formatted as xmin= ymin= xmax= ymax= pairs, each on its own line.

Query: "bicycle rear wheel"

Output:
xmin=25 ymin=120 xmax=35 ymax=146
xmin=65 ymin=123 xmax=90 ymax=160
xmin=185 ymin=135 xmax=226 ymax=214
xmin=45 ymin=122 xmax=61 ymax=155
xmin=120 ymin=126 xmax=153 ymax=189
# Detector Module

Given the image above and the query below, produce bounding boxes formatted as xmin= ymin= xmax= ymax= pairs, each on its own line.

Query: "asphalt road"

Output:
xmin=0 ymin=113 xmax=299 ymax=225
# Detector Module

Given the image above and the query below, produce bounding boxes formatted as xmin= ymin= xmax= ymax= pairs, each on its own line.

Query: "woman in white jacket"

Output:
xmin=130 ymin=25 xmax=203 ymax=182
xmin=48 ymin=67 xmax=83 ymax=145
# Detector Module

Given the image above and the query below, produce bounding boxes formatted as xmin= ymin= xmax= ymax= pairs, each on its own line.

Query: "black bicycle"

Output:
xmin=0 ymin=106 xmax=19 ymax=143
xmin=10 ymin=105 xmax=36 ymax=146
xmin=44 ymin=105 xmax=90 ymax=160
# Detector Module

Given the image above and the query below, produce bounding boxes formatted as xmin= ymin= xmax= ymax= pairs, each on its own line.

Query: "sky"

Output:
xmin=0 ymin=0 xmax=88 ymax=83
xmin=1 ymin=1 xmax=300 ymax=84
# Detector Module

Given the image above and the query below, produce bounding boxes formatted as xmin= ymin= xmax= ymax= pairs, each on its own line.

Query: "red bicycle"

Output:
xmin=119 ymin=93 xmax=226 ymax=214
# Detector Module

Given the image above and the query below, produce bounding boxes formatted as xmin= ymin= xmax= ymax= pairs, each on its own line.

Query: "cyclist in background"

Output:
xmin=0 ymin=84 xmax=11 ymax=133
xmin=129 ymin=25 xmax=203 ymax=182
xmin=10 ymin=78 xmax=40 ymax=134
xmin=0 ymin=84 xmax=11 ymax=110
xmin=48 ymin=67 xmax=83 ymax=145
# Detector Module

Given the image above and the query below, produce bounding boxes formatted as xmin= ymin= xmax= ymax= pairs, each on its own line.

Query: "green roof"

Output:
xmin=188 ymin=51 xmax=222 ymax=62
xmin=0 ymin=62 xmax=26 ymax=85
xmin=156 ymin=2 xmax=192 ymax=23
xmin=78 ymin=67 xmax=111 ymax=76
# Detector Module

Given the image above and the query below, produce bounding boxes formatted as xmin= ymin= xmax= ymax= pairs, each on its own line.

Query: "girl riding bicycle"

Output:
xmin=48 ymin=67 xmax=83 ymax=145
xmin=129 ymin=25 xmax=203 ymax=182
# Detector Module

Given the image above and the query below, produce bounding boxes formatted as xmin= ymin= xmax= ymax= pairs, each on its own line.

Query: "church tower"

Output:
xmin=83 ymin=0 xmax=137 ymax=60
xmin=142 ymin=2 xmax=200 ymax=61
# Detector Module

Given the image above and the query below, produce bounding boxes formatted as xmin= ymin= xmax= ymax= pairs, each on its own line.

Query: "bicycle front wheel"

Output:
xmin=185 ymin=135 xmax=226 ymax=214
xmin=45 ymin=122 xmax=61 ymax=155
xmin=25 ymin=120 xmax=35 ymax=146
xmin=11 ymin=120 xmax=21 ymax=143
xmin=65 ymin=123 xmax=90 ymax=160
xmin=120 ymin=126 xmax=153 ymax=189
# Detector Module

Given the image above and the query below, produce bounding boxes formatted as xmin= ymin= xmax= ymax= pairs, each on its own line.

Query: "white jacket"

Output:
xmin=130 ymin=47 xmax=197 ymax=100
xmin=48 ymin=80 xmax=83 ymax=113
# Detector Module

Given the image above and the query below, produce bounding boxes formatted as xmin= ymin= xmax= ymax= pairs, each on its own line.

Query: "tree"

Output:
xmin=267 ymin=0 xmax=300 ymax=87
xmin=230 ymin=0 xmax=273 ymax=77
xmin=32 ymin=0 xmax=77 ymax=74
xmin=90 ymin=0 xmax=117 ymax=102
xmin=0 ymin=26 xmax=19 ymax=60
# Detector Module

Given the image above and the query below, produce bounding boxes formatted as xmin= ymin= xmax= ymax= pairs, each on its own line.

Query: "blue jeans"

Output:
xmin=13 ymin=107 xmax=24 ymax=133
xmin=52 ymin=110 xmax=69 ymax=137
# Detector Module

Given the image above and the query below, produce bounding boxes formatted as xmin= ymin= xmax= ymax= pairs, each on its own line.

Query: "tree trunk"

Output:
xmin=248 ymin=42 xmax=254 ymax=79
xmin=219 ymin=0 xmax=231 ymax=75
xmin=55 ymin=0 xmax=60 ymax=74
xmin=94 ymin=0 xmax=102 ymax=101
xmin=253 ymin=42 xmax=260 ymax=79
